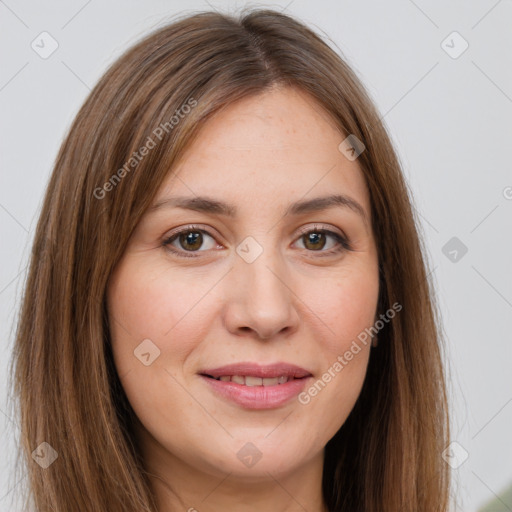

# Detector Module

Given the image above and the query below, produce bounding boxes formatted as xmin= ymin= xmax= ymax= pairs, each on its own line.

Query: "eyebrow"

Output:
xmin=149 ymin=194 xmax=368 ymax=225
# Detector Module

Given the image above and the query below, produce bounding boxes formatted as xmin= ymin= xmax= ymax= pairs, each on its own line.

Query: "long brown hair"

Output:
xmin=11 ymin=8 xmax=450 ymax=511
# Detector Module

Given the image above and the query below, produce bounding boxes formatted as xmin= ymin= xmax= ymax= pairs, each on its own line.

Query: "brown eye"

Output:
xmin=163 ymin=225 xmax=218 ymax=258
xmin=294 ymin=226 xmax=352 ymax=256
xmin=178 ymin=231 xmax=203 ymax=251
xmin=302 ymin=232 xmax=327 ymax=251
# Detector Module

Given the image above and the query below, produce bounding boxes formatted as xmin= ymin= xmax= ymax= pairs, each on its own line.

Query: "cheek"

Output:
xmin=106 ymin=258 xmax=222 ymax=447
xmin=303 ymin=264 xmax=379 ymax=353
xmin=293 ymin=265 xmax=378 ymax=435
xmin=107 ymin=257 xmax=222 ymax=365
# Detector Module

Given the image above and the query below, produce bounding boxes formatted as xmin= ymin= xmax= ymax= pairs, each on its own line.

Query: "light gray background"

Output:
xmin=1 ymin=1 xmax=511 ymax=510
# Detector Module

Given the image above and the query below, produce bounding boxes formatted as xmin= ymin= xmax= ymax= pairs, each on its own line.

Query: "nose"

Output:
xmin=222 ymin=244 xmax=300 ymax=341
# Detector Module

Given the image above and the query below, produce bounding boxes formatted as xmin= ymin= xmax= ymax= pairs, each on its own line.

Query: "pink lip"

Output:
xmin=200 ymin=362 xmax=311 ymax=379
xmin=199 ymin=362 xmax=312 ymax=410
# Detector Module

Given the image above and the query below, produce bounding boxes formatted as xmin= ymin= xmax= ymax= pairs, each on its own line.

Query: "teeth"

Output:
xmin=214 ymin=375 xmax=292 ymax=386
xmin=245 ymin=376 xmax=263 ymax=386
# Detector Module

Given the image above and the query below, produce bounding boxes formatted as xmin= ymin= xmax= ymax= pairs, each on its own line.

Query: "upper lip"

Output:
xmin=200 ymin=362 xmax=312 ymax=379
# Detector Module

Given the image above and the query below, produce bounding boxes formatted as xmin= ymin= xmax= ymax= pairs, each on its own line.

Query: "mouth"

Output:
xmin=199 ymin=362 xmax=312 ymax=409
xmin=202 ymin=374 xmax=303 ymax=386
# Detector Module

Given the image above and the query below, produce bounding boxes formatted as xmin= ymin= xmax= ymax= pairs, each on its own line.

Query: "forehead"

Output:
xmin=156 ymin=86 xmax=371 ymax=219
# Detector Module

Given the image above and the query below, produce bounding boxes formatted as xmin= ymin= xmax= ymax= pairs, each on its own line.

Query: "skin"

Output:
xmin=107 ymin=85 xmax=380 ymax=512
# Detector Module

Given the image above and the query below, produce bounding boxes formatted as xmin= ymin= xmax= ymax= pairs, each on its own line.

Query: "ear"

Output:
xmin=371 ymin=336 xmax=378 ymax=348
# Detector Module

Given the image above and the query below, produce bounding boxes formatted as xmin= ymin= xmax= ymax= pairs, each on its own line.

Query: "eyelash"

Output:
xmin=162 ymin=224 xmax=352 ymax=259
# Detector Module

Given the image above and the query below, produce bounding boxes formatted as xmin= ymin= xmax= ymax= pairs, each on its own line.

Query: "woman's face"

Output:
xmin=107 ymin=86 xmax=379 ymax=481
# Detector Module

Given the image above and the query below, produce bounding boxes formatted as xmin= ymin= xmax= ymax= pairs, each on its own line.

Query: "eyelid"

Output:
xmin=295 ymin=223 xmax=345 ymax=239
xmin=163 ymin=223 xmax=220 ymax=242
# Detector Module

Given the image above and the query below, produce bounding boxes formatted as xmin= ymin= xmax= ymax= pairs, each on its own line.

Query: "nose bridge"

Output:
xmin=224 ymin=234 xmax=299 ymax=339
xmin=242 ymin=242 xmax=286 ymax=299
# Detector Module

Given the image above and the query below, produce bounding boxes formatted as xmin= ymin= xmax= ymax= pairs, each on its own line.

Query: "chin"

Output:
xmin=196 ymin=434 xmax=319 ymax=480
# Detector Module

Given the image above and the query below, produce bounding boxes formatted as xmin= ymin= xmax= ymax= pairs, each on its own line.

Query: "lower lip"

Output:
xmin=200 ymin=375 xmax=311 ymax=409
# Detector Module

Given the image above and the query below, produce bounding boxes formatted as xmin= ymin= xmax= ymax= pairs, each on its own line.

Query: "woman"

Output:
xmin=12 ymin=8 xmax=450 ymax=511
